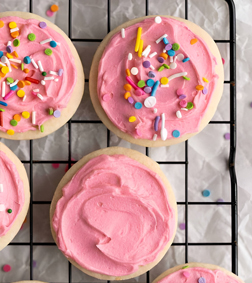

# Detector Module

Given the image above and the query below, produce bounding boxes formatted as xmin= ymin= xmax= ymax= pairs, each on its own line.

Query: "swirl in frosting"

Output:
xmin=97 ymin=17 xmax=219 ymax=140
xmin=52 ymin=154 xmax=175 ymax=276
xmin=0 ymin=150 xmax=24 ymax=237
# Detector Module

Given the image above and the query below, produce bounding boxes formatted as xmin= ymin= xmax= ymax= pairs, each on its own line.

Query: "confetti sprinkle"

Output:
xmin=52 ymin=163 xmax=60 ymax=169
xmin=202 ymin=189 xmax=210 ymax=197
xmin=179 ymin=223 xmax=186 ymax=230
xmin=2 ymin=264 xmax=11 ymax=272
xmin=224 ymin=133 xmax=230 ymax=140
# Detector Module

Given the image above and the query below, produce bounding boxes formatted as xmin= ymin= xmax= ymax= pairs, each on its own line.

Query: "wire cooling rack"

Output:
xmin=4 ymin=0 xmax=237 ymax=282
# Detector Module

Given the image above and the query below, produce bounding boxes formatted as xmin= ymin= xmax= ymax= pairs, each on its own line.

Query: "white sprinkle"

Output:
xmin=2 ymin=81 xmax=5 ymax=97
xmin=6 ymin=82 xmax=10 ymax=85
xmin=23 ymin=95 xmax=26 ymax=102
xmin=0 ymin=62 xmax=6 ymax=67
xmin=168 ymin=72 xmax=187 ymax=81
xmin=163 ymin=48 xmax=166 ymax=53
xmin=38 ymin=60 xmax=44 ymax=72
xmin=170 ymin=62 xmax=177 ymax=69
xmin=153 ymin=134 xmax=158 ymax=141
xmin=144 ymin=96 xmax=156 ymax=108
xmin=31 ymin=59 xmax=38 ymax=69
xmin=9 ymin=59 xmax=21 ymax=63
xmin=128 ymin=53 xmax=132 ymax=60
xmin=156 ymin=34 xmax=167 ymax=44
xmin=177 ymin=53 xmax=185 ymax=61
xmin=181 ymin=107 xmax=188 ymax=111
xmin=176 ymin=110 xmax=182 ymax=119
xmin=153 ymin=108 xmax=157 ymax=114
xmin=0 ymin=204 xmax=5 ymax=211
xmin=44 ymin=76 xmax=54 ymax=81
xmin=170 ymin=56 xmax=174 ymax=63
xmin=54 ymin=78 xmax=59 ymax=82
xmin=7 ymin=41 xmax=12 ymax=46
xmin=155 ymin=16 xmax=162 ymax=24
xmin=10 ymin=27 xmax=19 ymax=33
xmin=149 ymin=52 xmax=157 ymax=58
xmin=160 ymin=84 xmax=169 ymax=88
xmin=121 ymin=28 xmax=125 ymax=38
xmin=49 ymin=71 xmax=58 ymax=76
xmin=33 ymin=89 xmax=39 ymax=92
xmin=55 ymin=42 xmax=61 ymax=46
xmin=161 ymin=113 xmax=167 ymax=141
xmin=1 ymin=56 xmax=11 ymax=72
xmin=150 ymin=65 xmax=155 ymax=70
xmin=142 ymin=45 xmax=151 ymax=57
xmin=41 ymin=80 xmax=46 ymax=85
xmin=0 ymin=184 xmax=3 ymax=193
xmin=10 ymin=80 xmax=19 ymax=87
xmin=37 ymin=93 xmax=44 ymax=100
xmin=32 ymin=111 xmax=36 ymax=125
xmin=40 ymin=38 xmax=52 ymax=45
xmin=174 ymin=56 xmax=177 ymax=62
xmin=131 ymin=67 xmax=138 ymax=75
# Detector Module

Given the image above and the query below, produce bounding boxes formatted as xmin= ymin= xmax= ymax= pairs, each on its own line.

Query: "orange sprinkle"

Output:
xmin=124 ymin=92 xmax=131 ymax=99
xmin=124 ymin=84 xmax=132 ymax=91
xmin=196 ymin=85 xmax=204 ymax=90
xmin=24 ymin=68 xmax=29 ymax=73
xmin=0 ymin=20 xmax=4 ymax=28
xmin=17 ymin=80 xmax=25 ymax=88
xmin=190 ymin=38 xmax=198 ymax=45
xmin=125 ymin=69 xmax=130 ymax=76
xmin=12 ymin=51 xmax=19 ymax=58
xmin=160 ymin=52 xmax=168 ymax=60
xmin=0 ymin=72 xmax=5 ymax=78
xmin=24 ymin=80 xmax=31 ymax=86
xmin=6 ymin=53 xmax=13 ymax=59
xmin=51 ymin=4 xmax=59 ymax=12
xmin=13 ymin=114 xmax=21 ymax=122
xmin=11 ymin=64 xmax=18 ymax=69
xmin=11 ymin=31 xmax=19 ymax=38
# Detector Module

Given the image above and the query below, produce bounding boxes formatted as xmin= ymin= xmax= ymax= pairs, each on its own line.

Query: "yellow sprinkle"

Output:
xmin=22 ymin=111 xmax=30 ymax=119
xmin=129 ymin=116 xmax=136 ymax=123
xmin=1 ymin=66 xmax=9 ymax=74
xmin=11 ymin=64 xmax=18 ymax=69
xmin=196 ymin=85 xmax=204 ymax=90
xmin=9 ymin=22 xmax=17 ymax=29
xmin=124 ymin=84 xmax=132 ymax=91
xmin=203 ymin=77 xmax=209 ymax=83
xmin=160 ymin=77 xmax=169 ymax=85
xmin=138 ymin=39 xmax=143 ymax=58
xmin=160 ymin=53 xmax=168 ymax=60
xmin=124 ymin=92 xmax=131 ymax=99
xmin=190 ymin=38 xmax=198 ymax=45
xmin=125 ymin=69 xmax=130 ymax=76
xmin=6 ymin=53 xmax=13 ymax=59
xmin=135 ymin=27 xmax=142 ymax=52
xmin=24 ymin=80 xmax=31 ymax=85
xmin=17 ymin=90 xmax=25 ymax=98
xmin=7 ymin=129 xmax=15 ymax=135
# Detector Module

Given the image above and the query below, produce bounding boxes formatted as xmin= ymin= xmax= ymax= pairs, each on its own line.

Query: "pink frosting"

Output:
xmin=0 ymin=150 xmax=24 ymax=237
xmin=157 ymin=267 xmax=241 ymax=283
xmin=0 ymin=16 xmax=77 ymax=133
xmin=97 ymin=17 xmax=219 ymax=140
xmin=52 ymin=154 xmax=175 ymax=276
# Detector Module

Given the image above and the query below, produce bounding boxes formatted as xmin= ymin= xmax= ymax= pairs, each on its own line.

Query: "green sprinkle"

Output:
xmin=137 ymin=80 xmax=145 ymax=88
xmin=40 ymin=125 xmax=44 ymax=133
xmin=28 ymin=33 xmax=36 ymax=41
xmin=42 ymin=71 xmax=47 ymax=76
xmin=48 ymin=108 xmax=54 ymax=115
xmin=21 ymin=63 xmax=24 ymax=71
xmin=0 ymin=108 xmax=5 ymax=112
xmin=45 ymin=48 xmax=52 ymax=56
xmin=183 ymin=76 xmax=190 ymax=80
xmin=13 ymin=39 xmax=20 ymax=47
xmin=10 ymin=119 xmax=18 ymax=126
xmin=7 ymin=209 xmax=12 ymax=214
xmin=158 ymin=66 xmax=165 ymax=72
xmin=172 ymin=43 xmax=180 ymax=51
xmin=182 ymin=265 xmax=189 ymax=269
xmin=163 ymin=64 xmax=170 ymax=69
xmin=186 ymin=102 xmax=194 ymax=110
xmin=6 ymin=77 xmax=14 ymax=83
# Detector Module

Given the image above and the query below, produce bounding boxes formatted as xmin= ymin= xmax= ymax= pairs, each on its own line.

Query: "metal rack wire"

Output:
xmin=6 ymin=0 xmax=237 ymax=282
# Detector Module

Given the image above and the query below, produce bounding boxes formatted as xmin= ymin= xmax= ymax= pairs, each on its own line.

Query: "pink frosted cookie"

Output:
xmin=0 ymin=11 xmax=84 ymax=140
xmin=0 ymin=142 xmax=29 ymax=250
xmin=90 ymin=16 xmax=224 ymax=147
xmin=50 ymin=147 xmax=177 ymax=280
xmin=152 ymin=263 xmax=244 ymax=283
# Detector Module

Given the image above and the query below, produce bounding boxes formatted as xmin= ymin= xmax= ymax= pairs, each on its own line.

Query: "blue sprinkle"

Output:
xmin=167 ymin=49 xmax=175 ymax=56
xmin=0 ymin=101 xmax=7 ymax=106
xmin=146 ymin=79 xmax=155 ymax=87
xmin=10 ymin=85 xmax=18 ymax=91
xmin=163 ymin=37 xmax=169 ymax=45
xmin=182 ymin=57 xmax=190 ymax=63
xmin=202 ymin=189 xmax=211 ymax=197
xmin=24 ymin=56 xmax=31 ymax=64
xmin=134 ymin=102 xmax=142 ymax=110
xmin=151 ymin=81 xmax=160 ymax=97
xmin=50 ymin=40 xmax=57 ymax=48
xmin=0 ymin=51 xmax=3 ymax=58
xmin=172 ymin=130 xmax=180 ymax=138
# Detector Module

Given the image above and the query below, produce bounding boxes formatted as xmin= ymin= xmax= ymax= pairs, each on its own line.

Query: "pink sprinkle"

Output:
xmin=180 ymin=100 xmax=187 ymax=107
xmin=135 ymin=89 xmax=142 ymax=96
xmin=182 ymin=271 xmax=190 ymax=278
xmin=3 ymin=264 xmax=11 ymax=272
xmin=126 ymin=76 xmax=145 ymax=95
xmin=52 ymin=163 xmax=60 ymax=169
xmin=176 ymin=88 xmax=184 ymax=95
xmin=46 ymin=10 xmax=54 ymax=17
xmin=3 ymin=90 xmax=14 ymax=100
xmin=222 ymin=58 xmax=225 ymax=65
xmin=136 ymin=128 xmax=142 ymax=136
xmin=32 ymin=91 xmax=38 ymax=96
xmin=102 ymin=94 xmax=112 ymax=102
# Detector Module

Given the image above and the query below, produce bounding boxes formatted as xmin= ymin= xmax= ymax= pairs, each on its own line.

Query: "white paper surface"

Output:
xmin=0 ymin=0 xmax=251 ymax=282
